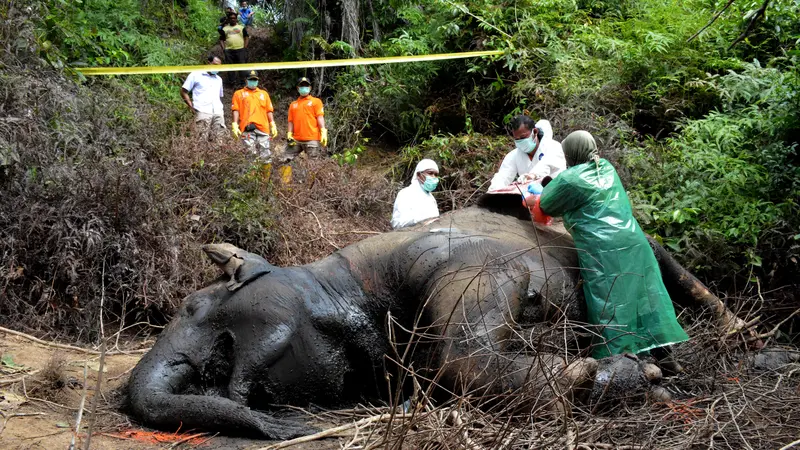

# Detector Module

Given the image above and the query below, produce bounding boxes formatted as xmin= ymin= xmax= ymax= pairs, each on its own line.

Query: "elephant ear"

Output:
xmin=202 ymin=243 xmax=274 ymax=291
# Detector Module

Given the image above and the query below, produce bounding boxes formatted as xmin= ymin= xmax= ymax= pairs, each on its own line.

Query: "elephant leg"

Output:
xmin=228 ymin=323 xmax=294 ymax=405
xmin=424 ymin=263 xmax=598 ymax=414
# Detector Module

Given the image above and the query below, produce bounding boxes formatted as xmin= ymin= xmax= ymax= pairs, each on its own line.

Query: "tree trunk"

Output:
xmin=368 ymin=0 xmax=381 ymax=42
xmin=341 ymin=0 xmax=361 ymax=53
xmin=283 ymin=0 xmax=307 ymax=49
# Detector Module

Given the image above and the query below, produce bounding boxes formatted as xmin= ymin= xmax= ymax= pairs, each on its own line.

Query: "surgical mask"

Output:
xmin=298 ymin=86 xmax=311 ymax=96
xmin=247 ymin=80 xmax=258 ymax=89
xmin=209 ymin=71 xmax=219 ymax=75
xmin=515 ymin=136 xmax=536 ymax=154
xmin=422 ymin=176 xmax=439 ymax=192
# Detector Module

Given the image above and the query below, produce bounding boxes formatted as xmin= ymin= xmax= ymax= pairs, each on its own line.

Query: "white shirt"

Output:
xmin=182 ymin=71 xmax=224 ymax=116
xmin=391 ymin=181 xmax=439 ymax=229
xmin=488 ymin=120 xmax=566 ymax=191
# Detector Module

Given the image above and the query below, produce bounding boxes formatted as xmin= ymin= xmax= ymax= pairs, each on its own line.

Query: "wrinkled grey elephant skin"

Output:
xmin=127 ymin=207 xmax=636 ymax=439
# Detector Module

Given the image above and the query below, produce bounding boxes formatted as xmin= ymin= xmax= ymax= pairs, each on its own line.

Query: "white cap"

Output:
xmin=414 ymin=159 xmax=439 ymax=175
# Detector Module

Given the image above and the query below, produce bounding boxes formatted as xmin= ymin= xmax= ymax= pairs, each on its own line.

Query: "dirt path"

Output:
xmin=0 ymin=331 xmax=340 ymax=450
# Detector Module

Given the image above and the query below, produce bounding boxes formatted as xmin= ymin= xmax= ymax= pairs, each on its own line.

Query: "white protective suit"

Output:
xmin=391 ymin=159 xmax=440 ymax=229
xmin=488 ymin=120 xmax=566 ymax=191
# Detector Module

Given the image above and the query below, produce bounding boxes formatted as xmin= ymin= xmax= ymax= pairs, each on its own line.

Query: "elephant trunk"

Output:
xmin=128 ymin=336 xmax=313 ymax=439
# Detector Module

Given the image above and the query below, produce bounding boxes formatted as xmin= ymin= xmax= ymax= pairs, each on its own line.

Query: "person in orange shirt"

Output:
xmin=285 ymin=77 xmax=327 ymax=162
xmin=231 ymin=70 xmax=278 ymax=161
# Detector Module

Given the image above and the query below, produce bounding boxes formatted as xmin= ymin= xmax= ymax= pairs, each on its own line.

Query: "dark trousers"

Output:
xmin=224 ymin=48 xmax=248 ymax=89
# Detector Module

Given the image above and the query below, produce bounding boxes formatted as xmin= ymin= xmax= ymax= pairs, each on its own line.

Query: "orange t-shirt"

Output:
xmin=288 ymin=96 xmax=324 ymax=141
xmin=232 ymin=88 xmax=274 ymax=133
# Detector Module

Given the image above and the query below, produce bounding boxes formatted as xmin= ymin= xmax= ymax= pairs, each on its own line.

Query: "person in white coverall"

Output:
xmin=391 ymin=159 xmax=440 ymax=229
xmin=488 ymin=115 xmax=566 ymax=191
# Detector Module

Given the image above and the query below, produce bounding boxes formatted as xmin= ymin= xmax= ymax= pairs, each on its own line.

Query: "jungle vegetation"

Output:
xmin=0 ymin=0 xmax=797 ymax=338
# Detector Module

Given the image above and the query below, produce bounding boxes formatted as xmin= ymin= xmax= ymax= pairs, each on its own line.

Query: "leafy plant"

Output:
xmin=626 ymin=61 xmax=799 ymax=280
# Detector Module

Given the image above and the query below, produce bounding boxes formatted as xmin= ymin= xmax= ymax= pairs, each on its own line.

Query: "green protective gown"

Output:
xmin=539 ymin=159 xmax=689 ymax=359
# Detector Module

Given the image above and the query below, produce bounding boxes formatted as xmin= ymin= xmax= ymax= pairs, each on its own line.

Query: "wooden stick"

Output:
xmin=0 ymin=369 xmax=41 ymax=385
xmin=68 ymin=361 xmax=89 ymax=450
xmin=83 ymin=341 xmax=106 ymax=450
xmin=256 ymin=413 xmax=394 ymax=450
xmin=0 ymin=326 xmax=149 ymax=355
xmin=779 ymin=438 xmax=800 ymax=450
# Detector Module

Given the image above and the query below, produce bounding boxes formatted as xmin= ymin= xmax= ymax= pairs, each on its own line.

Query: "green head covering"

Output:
xmin=562 ymin=130 xmax=598 ymax=167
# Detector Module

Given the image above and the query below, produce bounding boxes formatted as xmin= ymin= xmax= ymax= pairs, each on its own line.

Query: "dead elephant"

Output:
xmin=127 ymin=206 xmax=738 ymax=439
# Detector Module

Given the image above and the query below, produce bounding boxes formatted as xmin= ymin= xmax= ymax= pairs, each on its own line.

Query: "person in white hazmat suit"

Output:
xmin=488 ymin=116 xmax=566 ymax=191
xmin=391 ymin=159 xmax=440 ymax=229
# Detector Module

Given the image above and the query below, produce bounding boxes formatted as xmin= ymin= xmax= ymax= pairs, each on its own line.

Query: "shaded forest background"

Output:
xmin=0 ymin=0 xmax=797 ymax=342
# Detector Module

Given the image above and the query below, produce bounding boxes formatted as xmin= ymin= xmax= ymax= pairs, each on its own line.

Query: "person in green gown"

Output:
xmin=539 ymin=130 xmax=688 ymax=371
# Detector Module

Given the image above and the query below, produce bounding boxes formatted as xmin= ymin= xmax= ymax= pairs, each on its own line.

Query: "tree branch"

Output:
xmin=687 ymin=0 xmax=737 ymax=43
xmin=728 ymin=0 xmax=771 ymax=50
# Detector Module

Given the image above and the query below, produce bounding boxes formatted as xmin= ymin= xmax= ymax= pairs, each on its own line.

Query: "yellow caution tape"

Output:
xmin=75 ymin=50 xmax=504 ymax=76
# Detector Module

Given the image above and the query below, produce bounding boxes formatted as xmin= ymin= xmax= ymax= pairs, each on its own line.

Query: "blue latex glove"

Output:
xmin=527 ymin=182 xmax=544 ymax=195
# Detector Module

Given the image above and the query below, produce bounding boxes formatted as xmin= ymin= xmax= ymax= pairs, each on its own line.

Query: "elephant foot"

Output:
xmin=651 ymin=346 xmax=684 ymax=376
xmin=589 ymin=354 xmax=661 ymax=407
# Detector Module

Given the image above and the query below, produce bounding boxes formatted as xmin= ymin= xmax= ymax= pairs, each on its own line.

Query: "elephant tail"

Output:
xmin=647 ymin=236 xmax=750 ymax=335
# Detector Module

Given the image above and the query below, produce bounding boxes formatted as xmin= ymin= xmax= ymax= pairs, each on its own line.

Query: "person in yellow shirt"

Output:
xmin=285 ymin=77 xmax=327 ymax=162
xmin=231 ymin=71 xmax=278 ymax=161
xmin=219 ymin=11 xmax=249 ymax=88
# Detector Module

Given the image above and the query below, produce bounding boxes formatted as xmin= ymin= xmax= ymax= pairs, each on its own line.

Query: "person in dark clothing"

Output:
xmin=219 ymin=11 xmax=249 ymax=88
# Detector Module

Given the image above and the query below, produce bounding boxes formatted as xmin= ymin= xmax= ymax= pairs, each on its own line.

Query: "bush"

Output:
xmin=0 ymin=0 xmax=278 ymax=341
xmin=397 ymin=133 xmax=510 ymax=212
xmin=626 ymin=62 xmax=800 ymax=284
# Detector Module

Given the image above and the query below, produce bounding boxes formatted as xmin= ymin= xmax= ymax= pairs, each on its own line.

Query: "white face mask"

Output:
xmin=515 ymin=136 xmax=536 ymax=154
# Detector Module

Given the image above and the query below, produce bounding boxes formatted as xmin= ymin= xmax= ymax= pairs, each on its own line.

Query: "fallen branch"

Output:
xmin=167 ymin=432 xmax=210 ymax=449
xmin=647 ymin=237 xmax=749 ymax=334
xmin=0 ymin=369 xmax=41 ymax=385
xmin=0 ymin=326 xmax=149 ymax=355
xmin=746 ymin=308 xmax=800 ymax=342
xmin=780 ymin=438 xmax=800 ymax=450
xmin=257 ymin=413 xmax=394 ymax=450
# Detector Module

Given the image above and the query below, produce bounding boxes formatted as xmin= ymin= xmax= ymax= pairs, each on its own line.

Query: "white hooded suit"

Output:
xmin=391 ymin=159 xmax=440 ymax=229
xmin=488 ymin=120 xmax=566 ymax=191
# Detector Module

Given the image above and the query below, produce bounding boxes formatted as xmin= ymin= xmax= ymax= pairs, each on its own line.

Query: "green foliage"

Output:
xmin=397 ymin=133 xmax=510 ymax=206
xmin=38 ymin=0 xmax=218 ymax=69
xmin=211 ymin=164 xmax=276 ymax=240
xmin=627 ymin=62 xmax=800 ymax=276
xmin=332 ymin=134 xmax=368 ymax=166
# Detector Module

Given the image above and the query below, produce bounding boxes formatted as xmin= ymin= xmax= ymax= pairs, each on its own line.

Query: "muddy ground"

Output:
xmin=0 ymin=331 xmax=343 ymax=450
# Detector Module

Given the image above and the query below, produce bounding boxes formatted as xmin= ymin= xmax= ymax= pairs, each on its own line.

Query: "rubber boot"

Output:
xmin=260 ymin=162 xmax=272 ymax=182
xmin=278 ymin=164 xmax=292 ymax=185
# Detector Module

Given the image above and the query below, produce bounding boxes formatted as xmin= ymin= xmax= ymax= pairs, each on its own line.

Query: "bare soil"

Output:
xmin=0 ymin=331 xmax=342 ymax=450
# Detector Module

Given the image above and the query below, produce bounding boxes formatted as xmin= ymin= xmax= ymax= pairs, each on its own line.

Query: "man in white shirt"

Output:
xmin=391 ymin=159 xmax=440 ymax=229
xmin=180 ymin=55 xmax=225 ymax=142
xmin=488 ymin=115 xmax=566 ymax=191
